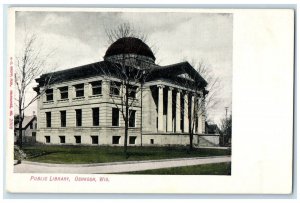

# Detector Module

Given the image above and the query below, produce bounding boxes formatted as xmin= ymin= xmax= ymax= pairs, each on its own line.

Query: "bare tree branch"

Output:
xmin=15 ymin=32 xmax=56 ymax=148
xmin=102 ymin=23 xmax=154 ymax=155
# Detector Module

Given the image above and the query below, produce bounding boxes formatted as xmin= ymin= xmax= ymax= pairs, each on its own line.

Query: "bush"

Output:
xmin=14 ymin=145 xmax=27 ymax=160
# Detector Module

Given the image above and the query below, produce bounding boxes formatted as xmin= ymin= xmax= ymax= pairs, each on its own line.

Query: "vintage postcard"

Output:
xmin=5 ymin=7 xmax=294 ymax=194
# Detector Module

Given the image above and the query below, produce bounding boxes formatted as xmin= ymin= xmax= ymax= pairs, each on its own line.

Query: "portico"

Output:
xmin=154 ymin=84 xmax=205 ymax=134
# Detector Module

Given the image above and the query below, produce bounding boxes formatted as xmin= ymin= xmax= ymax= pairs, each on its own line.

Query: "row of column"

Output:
xmin=157 ymin=85 xmax=204 ymax=133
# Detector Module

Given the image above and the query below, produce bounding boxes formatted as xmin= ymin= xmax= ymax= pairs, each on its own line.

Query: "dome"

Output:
xmin=104 ymin=37 xmax=156 ymax=61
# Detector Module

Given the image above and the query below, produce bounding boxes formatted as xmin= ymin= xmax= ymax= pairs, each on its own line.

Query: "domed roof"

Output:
xmin=104 ymin=37 xmax=155 ymax=61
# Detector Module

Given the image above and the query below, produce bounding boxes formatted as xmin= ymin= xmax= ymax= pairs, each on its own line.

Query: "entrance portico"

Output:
xmin=154 ymin=83 xmax=205 ymax=134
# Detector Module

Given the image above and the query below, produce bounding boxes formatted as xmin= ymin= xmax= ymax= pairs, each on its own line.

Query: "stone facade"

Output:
xmin=35 ymin=37 xmax=219 ymax=147
xmin=36 ymin=77 xmax=208 ymax=146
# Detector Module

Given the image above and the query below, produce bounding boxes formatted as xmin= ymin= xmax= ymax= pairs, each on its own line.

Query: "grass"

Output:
xmin=21 ymin=145 xmax=231 ymax=164
xmin=121 ymin=162 xmax=231 ymax=175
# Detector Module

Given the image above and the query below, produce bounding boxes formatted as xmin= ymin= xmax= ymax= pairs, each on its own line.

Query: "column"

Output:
xmin=191 ymin=94 xmax=195 ymax=133
xmin=183 ymin=92 xmax=189 ymax=133
xmin=175 ymin=89 xmax=181 ymax=132
xmin=167 ymin=87 xmax=173 ymax=132
xmin=157 ymin=85 xmax=164 ymax=132
xmin=201 ymin=94 xmax=206 ymax=134
xmin=197 ymin=96 xmax=203 ymax=134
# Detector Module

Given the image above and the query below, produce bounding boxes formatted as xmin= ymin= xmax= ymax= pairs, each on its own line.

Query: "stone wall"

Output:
xmin=36 ymin=75 xmax=210 ymax=147
xmin=141 ymin=87 xmax=157 ymax=133
xmin=37 ymin=75 xmax=142 ymax=145
xmin=36 ymin=127 xmax=141 ymax=145
xmin=141 ymin=133 xmax=199 ymax=146
xmin=197 ymin=135 xmax=220 ymax=147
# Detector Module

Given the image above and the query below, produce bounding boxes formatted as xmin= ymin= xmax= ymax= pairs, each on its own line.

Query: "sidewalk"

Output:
xmin=14 ymin=156 xmax=231 ymax=174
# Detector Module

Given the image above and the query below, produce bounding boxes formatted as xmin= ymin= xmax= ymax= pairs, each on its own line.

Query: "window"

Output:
xmin=46 ymin=89 xmax=53 ymax=101
xmin=112 ymin=136 xmax=121 ymax=144
xmin=59 ymin=86 xmax=68 ymax=99
xmin=35 ymin=123 xmax=37 ymax=129
xmin=75 ymin=84 xmax=84 ymax=97
xmin=46 ymin=112 xmax=51 ymax=127
xmin=29 ymin=123 xmax=33 ymax=129
xmin=45 ymin=136 xmax=50 ymax=143
xmin=92 ymin=108 xmax=99 ymax=126
xmin=59 ymin=136 xmax=65 ymax=144
xmin=128 ymin=85 xmax=137 ymax=98
xmin=32 ymin=132 xmax=36 ymax=137
xmin=75 ymin=109 xmax=82 ymax=127
xmin=112 ymin=108 xmax=119 ymax=126
xmin=129 ymin=110 xmax=136 ymax=127
xmin=129 ymin=136 xmax=137 ymax=144
xmin=60 ymin=111 xmax=66 ymax=127
xmin=150 ymin=139 xmax=154 ymax=144
xmin=91 ymin=81 xmax=102 ymax=95
xmin=110 ymin=81 xmax=121 ymax=96
xmin=91 ymin=136 xmax=98 ymax=144
xmin=74 ymin=136 xmax=81 ymax=144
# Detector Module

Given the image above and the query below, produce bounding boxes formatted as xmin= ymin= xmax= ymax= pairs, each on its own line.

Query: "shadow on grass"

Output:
xmin=21 ymin=145 xmax=231 ymax=164
xmin=26 ymin=151 xmax=63 ymax=159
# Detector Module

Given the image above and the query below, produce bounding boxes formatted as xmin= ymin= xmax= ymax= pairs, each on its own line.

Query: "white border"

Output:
xmin=5 ymin=7 xmax=294 ymax=194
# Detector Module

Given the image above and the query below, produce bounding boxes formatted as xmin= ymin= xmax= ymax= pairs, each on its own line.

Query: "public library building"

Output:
xmin=34 ymin=37 xmax=219 ymax=146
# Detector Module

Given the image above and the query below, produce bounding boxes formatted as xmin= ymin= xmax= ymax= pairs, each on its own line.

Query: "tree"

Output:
xmin=175 ymin=59 xmax=221 ymax=151
xmin=175 ymin=64 xmax=206 ymax=151
xmin=101 ymin=23 xmax=153 ymax=155
xmin=220 ymin=114 xmax=232 ymax=146
xmin=194 ymin=60 xmax=221 ymax=121
xmin=15 ymin=33 xmax=54 ymax=148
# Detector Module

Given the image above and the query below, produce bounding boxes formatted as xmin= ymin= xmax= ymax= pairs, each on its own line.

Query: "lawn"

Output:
xmin=21 ymin=145 xmax=231 ymax=164
xmin=122 ymin=162 xmax=231 ymax=175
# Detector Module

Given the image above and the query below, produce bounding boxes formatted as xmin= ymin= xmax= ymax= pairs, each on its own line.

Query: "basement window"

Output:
xmin=45 ymin=136 xmax=50 ymax=143
xmin=59 ymin=136 xmax=65 ymax=144
xmin=129 ymin=136 xmax=137 ymax=144
xmin=112 ymin=136 xmax=121 ymax=144
xmin=91 ymin=136 xmax=99 ymax=144
xmin=75 ymin=136 xmax=81 ymax=144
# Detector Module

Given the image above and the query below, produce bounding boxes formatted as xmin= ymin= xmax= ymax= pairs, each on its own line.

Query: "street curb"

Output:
xmin=21 ymin=156 xmax=231 ymax=168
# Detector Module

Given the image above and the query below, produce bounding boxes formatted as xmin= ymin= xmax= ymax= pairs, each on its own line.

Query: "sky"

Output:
xmin=15 ymin=10 xmax=232 ymax=125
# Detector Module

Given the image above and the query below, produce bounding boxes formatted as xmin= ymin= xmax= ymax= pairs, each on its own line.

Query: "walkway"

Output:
xmin=14 ymin=156 xmax=231 ymax=174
